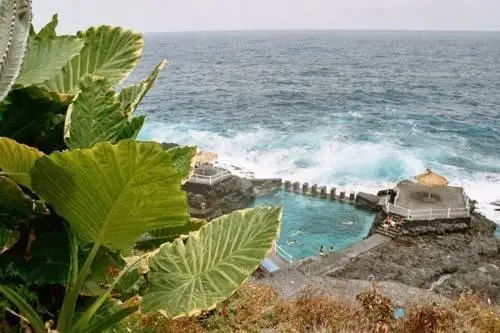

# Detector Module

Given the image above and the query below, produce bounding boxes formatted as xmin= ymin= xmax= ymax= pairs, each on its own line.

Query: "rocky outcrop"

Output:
xmin=250 ymin=178 xmax=282 ymax=197
xmin=160 ymin=142 xmax=179 ymax=150
xmin=329 ymin=212 xmax=500 ymax=303
xmin=156 ymin=142 xmax=255 ymax=219
xmin=183 ymin=175 xmax=255 ymax=220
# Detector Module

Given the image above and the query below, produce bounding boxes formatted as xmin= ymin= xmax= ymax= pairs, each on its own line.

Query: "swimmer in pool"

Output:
xmin=287 ymin=240 xmax=299 ymax=246
xmin=291 ymin=228 xmax=304 ymax=236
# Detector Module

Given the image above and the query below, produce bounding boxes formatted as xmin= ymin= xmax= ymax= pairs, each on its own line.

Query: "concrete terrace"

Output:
xmin=396 ymin=182 xmax=467 ymax=211
xmin=188 ymin=164 xmax=232 ymax=186
xmin=384 ymin=182 xmax=470 ymax=220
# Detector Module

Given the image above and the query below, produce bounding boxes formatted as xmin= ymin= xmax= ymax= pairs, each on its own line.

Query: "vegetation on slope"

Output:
xmin=128 ymin=282 xmax=500 ymax=333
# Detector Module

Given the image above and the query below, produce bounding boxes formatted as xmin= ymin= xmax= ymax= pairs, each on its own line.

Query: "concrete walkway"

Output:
xmin=251 ymin=272 xmax=449 ymax=307
xmin=297 ymin=234 xmax=391 ymax=276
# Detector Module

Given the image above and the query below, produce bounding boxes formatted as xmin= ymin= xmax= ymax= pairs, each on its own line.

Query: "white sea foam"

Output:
xmin=140 ymin=122 xmax=500 ymax=225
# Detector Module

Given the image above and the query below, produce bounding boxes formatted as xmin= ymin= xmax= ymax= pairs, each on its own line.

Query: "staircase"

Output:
xmin=375 ymin=225 xmax=401 ymax=239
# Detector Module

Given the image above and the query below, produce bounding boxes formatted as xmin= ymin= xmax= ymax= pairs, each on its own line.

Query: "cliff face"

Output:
xmin=329 ymin=213 xmax=500 ymax=303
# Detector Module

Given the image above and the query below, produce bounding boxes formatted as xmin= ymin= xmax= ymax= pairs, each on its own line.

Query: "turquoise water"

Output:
xmin=252 ymin=191 xmax=375 ymax=260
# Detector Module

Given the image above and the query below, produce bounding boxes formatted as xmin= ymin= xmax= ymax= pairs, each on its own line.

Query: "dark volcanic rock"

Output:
xmin=183 ymin=175 xmax=255 ymax=220
xmin=160 ymin=142 xmax=179 ymax=150
xmin=250 ymin=178 xmax=282 ymax=197
xmin=330 ymin=213 xmax=500 ymax=303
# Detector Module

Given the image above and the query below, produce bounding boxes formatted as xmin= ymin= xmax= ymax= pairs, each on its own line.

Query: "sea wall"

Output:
xmin=281 ymin=180 xmax=359 ymax=205
xmin=355 ymin=192 xmax=381 ymax=212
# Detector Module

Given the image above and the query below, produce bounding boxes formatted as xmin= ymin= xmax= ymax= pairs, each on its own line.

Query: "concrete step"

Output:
xmin=375 ymin=226 xmax=400 ymax=239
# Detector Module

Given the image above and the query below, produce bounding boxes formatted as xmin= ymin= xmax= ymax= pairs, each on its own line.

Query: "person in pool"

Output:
xmin=319 ymin=245 xmax=325 ymax=256
xmin=291 ymin=228 xmax=304 ymax=236
xmin=287 ymin=240 xmax=299 ymax=246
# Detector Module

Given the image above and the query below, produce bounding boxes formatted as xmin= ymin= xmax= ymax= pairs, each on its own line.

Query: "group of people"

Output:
xmin=287 ymin=229 xmax=335 ymax=257
xmin=319 ymin=245 xmax=334 ymax=256
xmin=286 ymin=228 xmax=304 ymax=246
xmin=383 ymin=215 xmax=403 ymax=229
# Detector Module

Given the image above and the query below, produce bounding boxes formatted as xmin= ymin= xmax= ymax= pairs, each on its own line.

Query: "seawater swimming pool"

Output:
xmin=252 ymin=191 xmax=376 ymax=260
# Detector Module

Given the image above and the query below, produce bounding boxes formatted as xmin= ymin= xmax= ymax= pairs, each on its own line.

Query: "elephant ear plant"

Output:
xmin=0 ymin=0 xmax=31 ymax=101
xmin=0 ymin=6 xmax=282 ymax=333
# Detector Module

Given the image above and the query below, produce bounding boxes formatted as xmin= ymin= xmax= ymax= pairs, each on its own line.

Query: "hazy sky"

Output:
xmin=33 ymin=0 xmax=500 ymax=33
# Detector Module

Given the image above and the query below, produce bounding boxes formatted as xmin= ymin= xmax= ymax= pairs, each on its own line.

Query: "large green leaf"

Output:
xmin=36 ymin=13 xmax=58 ymax=40
xmin=0 ymin=87 xmax=68 ymax=153
xmin=0 ymin=136 xmax=43 ymax=188
xmin=136 ymin=218 xmax=207 ymax=250
xmin=118 ymin=60 xmax=166 ymax=118
xmin=64 ymin=75 xmax=127 ymax=149
xmin=142 ymin=206 xmax=282 ymax=317
xmin=0 ymin=176 xmax=48 ymax=226
xmin=15 ymin=36 xmax=84 ymax=87
xmin=117 ymin=115 xmax=145 ymax=141
xmin=0 ymin=0 xmax=31 ymax=102
xmin=43 ymin=25 xmax=143 ymax=96
xmin=31 ymin=140 xmax=197 ymax=250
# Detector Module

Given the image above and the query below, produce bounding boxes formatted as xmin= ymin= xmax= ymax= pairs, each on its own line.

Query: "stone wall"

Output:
xmin=368 ymin=210 xmax=473 ymax=237
xmin=401 ymin=217 xmax=472 ymax=236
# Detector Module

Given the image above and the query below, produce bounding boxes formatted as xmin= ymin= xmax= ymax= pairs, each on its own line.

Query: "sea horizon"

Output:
xmin=143 ymin=29 xmax=500 ymax=34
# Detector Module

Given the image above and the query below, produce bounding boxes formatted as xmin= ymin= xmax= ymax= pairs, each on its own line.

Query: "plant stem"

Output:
xmin=72 ymin=253 xmax=150 ymax=333
xmin=56 ymin=241 xmax=100 ymax=332
xmin=65 ymin=225 xmax=79 ymax=294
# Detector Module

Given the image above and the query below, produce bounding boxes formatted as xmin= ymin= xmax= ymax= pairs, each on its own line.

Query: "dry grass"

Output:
xmin=126 ymin=283 xmax=500 ymax=333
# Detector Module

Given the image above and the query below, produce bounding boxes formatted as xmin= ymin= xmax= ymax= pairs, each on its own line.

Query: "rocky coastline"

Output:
xmin=329 ymin=212 xmax=500 ymax=303
xmin=183 ymin=175 xmax=255 ymax=220
xmin=161 ymin=142 xmax=499 ymax=303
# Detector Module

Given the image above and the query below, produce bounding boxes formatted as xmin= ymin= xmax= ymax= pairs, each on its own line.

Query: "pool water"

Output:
xmin=252 ymin=191 xmax=375 ymax=260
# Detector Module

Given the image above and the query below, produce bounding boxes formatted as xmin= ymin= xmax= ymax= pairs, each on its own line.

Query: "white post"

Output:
xmin=407 ymin=209 xmax=410 ymax=219
xmin=447 ymin=207 xmax=451 ymax=218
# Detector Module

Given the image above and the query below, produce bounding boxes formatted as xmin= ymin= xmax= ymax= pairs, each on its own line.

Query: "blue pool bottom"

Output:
xmin=252 ymin=191 xmax=375 ymax=260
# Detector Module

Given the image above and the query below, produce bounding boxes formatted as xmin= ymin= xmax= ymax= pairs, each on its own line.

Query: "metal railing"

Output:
xmin=188 ymin=169 xmax=232 ymax=185
xmin=273 ymin=243 xmax=294 ymax=266
xmin=384 ymin=196 xmax=471 ymax=220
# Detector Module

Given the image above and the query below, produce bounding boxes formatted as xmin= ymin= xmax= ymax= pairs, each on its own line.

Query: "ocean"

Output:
xmin=130 ymin=31 xmax=500 ymax=225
